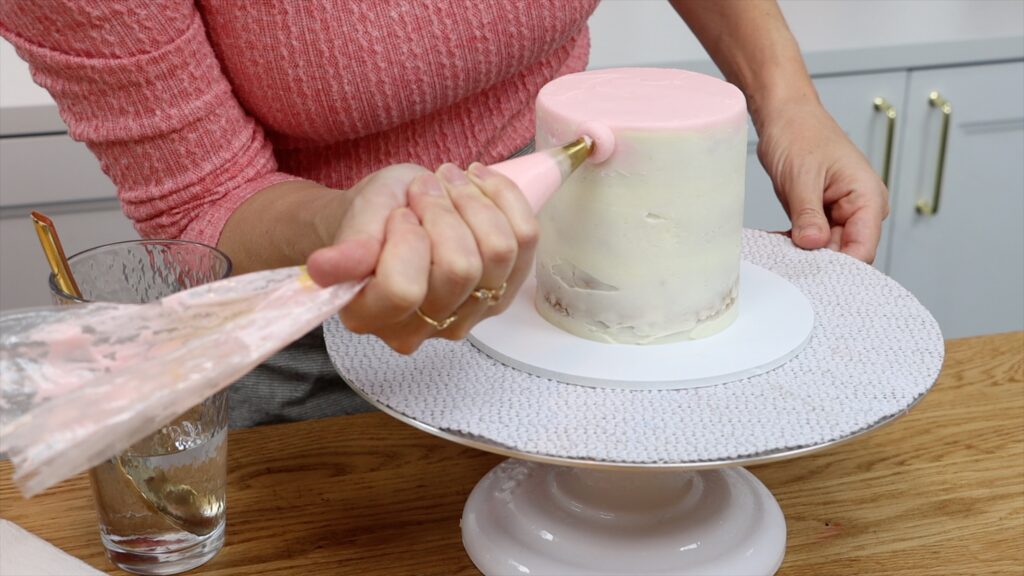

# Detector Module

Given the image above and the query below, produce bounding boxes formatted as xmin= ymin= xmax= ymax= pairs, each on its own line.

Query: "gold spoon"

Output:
xmin=117 ymin=450 xmax=224 ymax=536
xmin=30 ymin=211 xmax=221 ymax=536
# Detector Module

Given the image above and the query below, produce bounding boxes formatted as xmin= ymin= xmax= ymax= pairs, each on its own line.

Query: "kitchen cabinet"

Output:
xmin=0 ymin=135 xmax=119 ymax=206
xmin=745 ymin=62 xmax=1024 ymax=339
xmin=0 ymin=202 xmax=139 ymax=310
xmin=887 ymin=61 xmax=1024 ymax=338
xmin=0 ymin=136 xmax=138 ymax=311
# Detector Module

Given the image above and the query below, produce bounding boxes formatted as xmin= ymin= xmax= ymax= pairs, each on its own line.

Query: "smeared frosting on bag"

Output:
xmin=0 ymin=266 xmax=364 ymax=497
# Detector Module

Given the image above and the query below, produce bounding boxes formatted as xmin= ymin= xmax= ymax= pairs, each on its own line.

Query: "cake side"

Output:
xmin=533 ymin=68 xmax=747 ymax=344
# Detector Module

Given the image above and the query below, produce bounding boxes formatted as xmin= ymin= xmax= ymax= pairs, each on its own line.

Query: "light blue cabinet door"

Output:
xmin=0 ymin=135 xmax=137 ymax=311
xmin=888 ymin=61 xmax=1024 ymax=339
xmin=0 ymin=202 xmax=139 ymax=311
xmin=743 ymin=71 xmax=907 ymax=273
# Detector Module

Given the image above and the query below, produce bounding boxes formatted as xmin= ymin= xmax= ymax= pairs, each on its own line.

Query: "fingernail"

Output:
xmin=468 ymin=162 xmax=491 ymax=180
xmin=399 ymin=208 xmax=419 ymax=224
xmin=796 ymin=224 xmax=818 ymax=239
xmin=416 ymin=174 xmax=444 ymax=197
xmin=439 ymin=163 xmax=469 ymax=185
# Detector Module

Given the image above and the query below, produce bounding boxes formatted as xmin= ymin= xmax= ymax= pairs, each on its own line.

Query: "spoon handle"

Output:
xmin=30 ymin=211 xmax=82 ymax=298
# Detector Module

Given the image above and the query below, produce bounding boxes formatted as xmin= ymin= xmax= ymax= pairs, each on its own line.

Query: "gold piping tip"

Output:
xmin=561 ymin=136 xmax=593 ymax=173
xmin=31 ymin=210 xmax=82 ymax=298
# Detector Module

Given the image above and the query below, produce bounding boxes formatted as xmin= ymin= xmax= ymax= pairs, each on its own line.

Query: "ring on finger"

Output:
xmin=415 ymin=308 xmax=458 ymax=331
xmin=470 ymin=282 xmax=507 ymax=306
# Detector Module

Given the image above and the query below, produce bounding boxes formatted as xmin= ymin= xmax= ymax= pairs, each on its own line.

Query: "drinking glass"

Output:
xmin=49 ymin=240 xmax=232 ymax=575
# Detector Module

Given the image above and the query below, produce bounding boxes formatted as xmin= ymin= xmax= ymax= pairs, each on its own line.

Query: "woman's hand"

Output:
xmin=668 ymin=0 xmax=888 ymax=263
xmin=755 ymin=99 xmax=890 ymax=264
xmin=307 ymin=162 xmax=538 ymax=354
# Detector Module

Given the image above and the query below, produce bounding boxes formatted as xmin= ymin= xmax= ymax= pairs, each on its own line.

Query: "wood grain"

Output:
xmin=2 ymin=332 xmax=1021 ymax=575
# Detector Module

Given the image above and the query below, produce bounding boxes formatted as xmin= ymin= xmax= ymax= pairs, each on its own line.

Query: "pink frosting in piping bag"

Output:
xmin=489 ymin=128 xmax=613 ymax=213
xmin=490 ymin=150 xmax=569 ymax=213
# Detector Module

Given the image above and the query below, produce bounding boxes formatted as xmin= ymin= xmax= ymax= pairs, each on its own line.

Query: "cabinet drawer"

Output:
xmin=0 ymin=134 xmax=116 ymax=208
xmin=0 ymin=202 xmax=138 ymax=311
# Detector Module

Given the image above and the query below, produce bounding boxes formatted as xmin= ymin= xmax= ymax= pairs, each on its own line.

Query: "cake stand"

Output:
xmin=324 ymin=230 xmax=944 ymax=576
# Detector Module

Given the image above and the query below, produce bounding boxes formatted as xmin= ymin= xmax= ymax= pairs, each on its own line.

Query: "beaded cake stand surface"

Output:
xmin=324 ymin=230 xmax=944 ymax=576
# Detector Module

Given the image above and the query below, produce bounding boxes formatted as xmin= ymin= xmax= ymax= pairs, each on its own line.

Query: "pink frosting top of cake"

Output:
xmin=537 ymin=68 xmax=746 ymax=131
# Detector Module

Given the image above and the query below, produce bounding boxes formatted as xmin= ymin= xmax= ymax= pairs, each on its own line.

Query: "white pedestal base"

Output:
xmin=462 ymin=460 xmax=785 ymax=576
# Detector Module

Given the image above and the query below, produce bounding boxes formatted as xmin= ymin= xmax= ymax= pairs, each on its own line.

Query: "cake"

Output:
xmin=533 ymin=68 xmax=747 ymax=344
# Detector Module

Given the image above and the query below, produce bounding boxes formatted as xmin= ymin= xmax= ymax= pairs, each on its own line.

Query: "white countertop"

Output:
xmin=2 ymin=0 xmax=1023 ymax=135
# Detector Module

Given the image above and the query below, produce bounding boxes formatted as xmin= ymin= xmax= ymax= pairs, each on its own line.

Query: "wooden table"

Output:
xmin=2 ymin=332 xmax=1022 ymax=575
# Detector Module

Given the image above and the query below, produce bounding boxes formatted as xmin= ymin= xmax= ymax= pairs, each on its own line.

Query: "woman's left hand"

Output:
xmin=755 ymin=99 xmax=890 ymax=263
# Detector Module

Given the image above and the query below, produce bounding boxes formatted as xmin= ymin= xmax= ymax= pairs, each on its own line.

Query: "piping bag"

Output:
xmin=0 ymin=134 xmax=613 ymax=497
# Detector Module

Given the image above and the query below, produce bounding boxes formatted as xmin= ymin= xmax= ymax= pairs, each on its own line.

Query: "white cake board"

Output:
xmin=324 ymin=230 xmax=945 ymax=576
xmin=468 ymin=261 xmax=814 ymax=390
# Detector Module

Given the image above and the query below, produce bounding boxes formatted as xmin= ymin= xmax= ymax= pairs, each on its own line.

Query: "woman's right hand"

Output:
xmin=307 ymin=162 xmax=539 ymax=354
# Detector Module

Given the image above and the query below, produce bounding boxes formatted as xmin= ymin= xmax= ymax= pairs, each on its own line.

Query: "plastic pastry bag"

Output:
xmin=0 ymin=266 xmax=364 ymax=497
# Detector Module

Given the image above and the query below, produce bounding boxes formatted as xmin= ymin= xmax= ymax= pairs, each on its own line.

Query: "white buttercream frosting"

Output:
xmin=534 ymin=68 xmax=747 ymax=344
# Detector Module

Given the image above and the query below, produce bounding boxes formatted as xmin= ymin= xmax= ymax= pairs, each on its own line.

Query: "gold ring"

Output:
xmin=415 ymin=308 xmax=458 ymax=330
xmin=471 ymin=282 xmax=507 ymax=306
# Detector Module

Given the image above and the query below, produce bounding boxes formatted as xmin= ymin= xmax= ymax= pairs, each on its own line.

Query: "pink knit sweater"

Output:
xmin=0 ymin=1 xmax=597 ymax=246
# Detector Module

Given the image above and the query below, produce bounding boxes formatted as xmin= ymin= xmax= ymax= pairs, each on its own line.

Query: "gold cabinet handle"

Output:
xmin=917 ymin=91 xmax=952 ymax=215
xmin=872 ymin=97 xmax=897 ymax=188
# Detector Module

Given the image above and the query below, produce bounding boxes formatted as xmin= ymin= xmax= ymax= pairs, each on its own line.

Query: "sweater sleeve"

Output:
xmin=0 ymin=1 xmax=297 ymax=246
